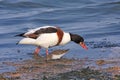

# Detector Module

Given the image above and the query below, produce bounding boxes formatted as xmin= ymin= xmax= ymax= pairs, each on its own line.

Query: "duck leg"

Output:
xmin=46 ymin=49 xmax=49 ymax=61
xmin=34 ymin=46 xmax=41 ymax=55
xmin=46 ymin=49 xmax=49 ymax=55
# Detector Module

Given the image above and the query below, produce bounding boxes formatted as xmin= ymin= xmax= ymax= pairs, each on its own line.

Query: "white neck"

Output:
xmin=59 ymin=32 xmax=71 ymax=45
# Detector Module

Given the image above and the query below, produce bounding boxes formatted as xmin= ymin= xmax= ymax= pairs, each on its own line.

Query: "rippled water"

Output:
xmin=0 ymin=0 xmax=120 ymax=73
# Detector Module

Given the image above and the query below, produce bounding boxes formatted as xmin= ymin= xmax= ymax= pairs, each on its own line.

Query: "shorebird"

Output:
xmin=46 ymin=49 xmax=69 ymax=60
xmin=16 ymin=26 xmax=88 ymax=56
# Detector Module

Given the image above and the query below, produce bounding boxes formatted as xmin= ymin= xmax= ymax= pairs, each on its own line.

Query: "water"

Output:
xmin=0 ymin=0 xmax=120 ymax=73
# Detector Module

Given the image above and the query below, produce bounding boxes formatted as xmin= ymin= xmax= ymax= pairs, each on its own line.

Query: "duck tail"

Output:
xmin=17 ymin=38 xmax=36 ymax=45
xmin=15 ymin=33 xmax=25 ymax=37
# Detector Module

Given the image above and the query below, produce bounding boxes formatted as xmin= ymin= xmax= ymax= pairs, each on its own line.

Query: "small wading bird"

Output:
xmin=16 ymin=26 xmax=88 ymax=57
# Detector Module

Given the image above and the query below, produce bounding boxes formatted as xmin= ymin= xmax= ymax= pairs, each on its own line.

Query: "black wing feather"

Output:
xmin=34 ymin=27 xmax=57 ymax=34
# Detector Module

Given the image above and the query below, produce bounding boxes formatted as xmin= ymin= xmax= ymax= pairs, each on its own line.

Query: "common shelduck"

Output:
xmin=16 ymin=26 xmax=88 ymax=56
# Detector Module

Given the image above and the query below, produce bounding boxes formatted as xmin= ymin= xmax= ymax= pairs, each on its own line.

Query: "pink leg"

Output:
xmin=46 ymin=49 xmax=49 ymax=56
xmin=46 ymin=49 xmax=49 ymax=61
xmin=34 ymin=46 xmax=41 ymax=55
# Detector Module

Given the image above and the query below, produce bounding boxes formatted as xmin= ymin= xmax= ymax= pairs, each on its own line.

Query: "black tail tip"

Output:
xmin=16 ymin=42 xmax=19 ymax=45
xmin=15 ymin=33 xmax=24 ymax=37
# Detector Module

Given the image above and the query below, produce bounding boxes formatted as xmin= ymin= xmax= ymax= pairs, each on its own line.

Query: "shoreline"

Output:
xmin=0 ymin=55 xmax=120 ymax=80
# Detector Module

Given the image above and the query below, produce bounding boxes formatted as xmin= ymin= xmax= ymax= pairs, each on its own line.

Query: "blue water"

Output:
xmin=0 ymin=0 xmax=120 ymax=73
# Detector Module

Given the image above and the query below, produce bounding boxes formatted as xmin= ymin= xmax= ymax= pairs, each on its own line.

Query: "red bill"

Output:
xmin=80 ymin=42 xmax=88 ymax=50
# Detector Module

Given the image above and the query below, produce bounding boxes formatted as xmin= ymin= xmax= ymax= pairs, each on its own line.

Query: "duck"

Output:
xmin=16 ymin=26 xmax=88 ymax=56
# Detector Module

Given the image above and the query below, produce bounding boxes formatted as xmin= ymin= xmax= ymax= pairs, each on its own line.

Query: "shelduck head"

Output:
xmin=70 ymin=33 xmax=88 ymax=50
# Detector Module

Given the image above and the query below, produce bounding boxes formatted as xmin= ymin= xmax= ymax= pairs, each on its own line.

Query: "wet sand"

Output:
xmin=0 ymin=54 xmax=120 ymax=80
